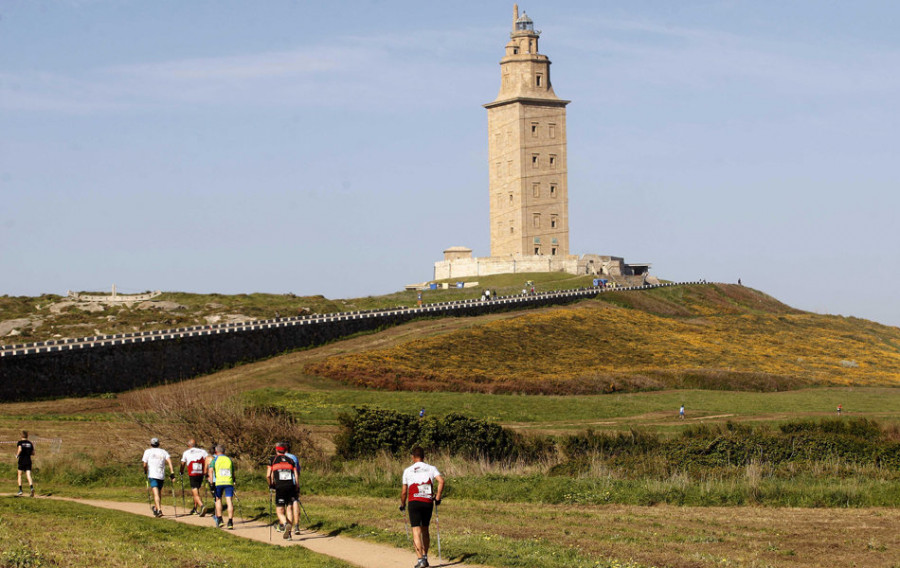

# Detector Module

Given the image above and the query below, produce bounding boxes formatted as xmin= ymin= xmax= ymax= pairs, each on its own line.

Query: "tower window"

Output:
xmin=549 ymin=124 xmax=556 ymax=138
xmin=551 ymin=215 xmax=558 ymax=228
xmin=507 ymin=160 xmax=513 ymax=175
xmin=551 ymin=247 xmax=558 ymax=255
xmin=549 ymin=155 xmax=557 ymax=168
xmin=532 ymin=154 xmax=539 ymax=169
xmin=508 ymin=193 xmax=513 ymax=204
xmin=531 ymin=123 xmax=538 ymax=137
xmin=550 ymin=184 xmax=558 ymax=197
xmin=534 ymin=247 xmax=541 ymax=255
xmin=532 ymin=183 xmax=540 ymax=197
xmin=509 ymin=221 xmax=515 ymax=234
xmin=536 ymin=74 xmax=543 ymax=87
xmin=533 ymin=214 xmax=540 ymax=228
xmin=495 ymin=162 xmax=501 ymax=177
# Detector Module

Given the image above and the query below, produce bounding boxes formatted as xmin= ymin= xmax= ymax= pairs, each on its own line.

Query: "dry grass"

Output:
xmin=310 ymin=495 xmax=900 ymax=567
xmin=307 ymin=286 xmax=900 ymax=394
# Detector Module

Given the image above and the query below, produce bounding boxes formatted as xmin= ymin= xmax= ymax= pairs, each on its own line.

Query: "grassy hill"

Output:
xmin=0 ymin=272 xmax=597 ymax=345
xmin=306 ymin=284 xmax=900 ymax=394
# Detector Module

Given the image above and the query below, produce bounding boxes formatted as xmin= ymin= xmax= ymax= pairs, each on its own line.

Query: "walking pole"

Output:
xmin=400 ymin=506 xmax=410 ymax=544
xmin=234 ymin=491 xmax=244 ymax=524
xmin=145 ymin=479 xmax=154 ymax=514
xmin=268 ymin=489 xmax=274 ymax=542
xmin=297 ymin=499 xmax=312 ymax=525
xmin=434 ymin=502 xmax=442 ymax=563
xmin=180 ymin=474 xmax=187 ymax=513
xmin=170 ymin=475 xmax=178 ymax=517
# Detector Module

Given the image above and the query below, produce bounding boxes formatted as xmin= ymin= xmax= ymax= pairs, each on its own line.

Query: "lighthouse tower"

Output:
xmin=484 ymin=5 xmax=570 ymax=258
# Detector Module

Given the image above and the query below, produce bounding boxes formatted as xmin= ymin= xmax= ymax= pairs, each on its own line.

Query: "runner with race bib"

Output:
xmin=266 ymin=442 xmax=299 ymax=540
xmin=180 ymin=439 xmax=209 ymax=516
xmin=400 ymin=446 xmax=445 ymax=568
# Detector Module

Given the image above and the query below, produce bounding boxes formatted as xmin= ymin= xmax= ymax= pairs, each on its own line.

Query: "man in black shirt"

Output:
xmin=16 ymin=430 xmax=35 ymax=497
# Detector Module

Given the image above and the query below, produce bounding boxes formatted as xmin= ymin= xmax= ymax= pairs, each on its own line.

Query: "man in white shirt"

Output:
xmin=180 ymin=438 xmax=209 ymax=516
xmin=400 ymin=446 xmax=445 ymax=568
xmin=142 ymin=437 xmax=175 ymax=517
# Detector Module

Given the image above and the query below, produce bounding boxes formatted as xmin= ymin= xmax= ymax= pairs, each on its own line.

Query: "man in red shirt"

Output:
xmin=400 ymin=446 xmax=445 ymax=568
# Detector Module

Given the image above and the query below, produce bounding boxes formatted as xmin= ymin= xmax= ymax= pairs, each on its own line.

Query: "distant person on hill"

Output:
xmin=419 ymin=407 xmax=426 ymax=418
xmin=283 ymin=441 xmax=303 ymax=536
xmin=266 ymin=442 xmax=299 ymax=540
xmin=679 ymin=405 xmax=685 ymax=420
xmin=180 ymin=439 xmax=209 ymax=516
xmin=209 ymin=444 xmax=235 ymax=529
xmin=400 ymin=446 xmax=445 ymax=568
xmin=142 ymin=437 xmax=175 ymax=517
xmin=837 ymin=404 xmax=842 ymax=416
xmin=417 ymin=291 xmax=423 ymax=307
xmin=738 ymin=278 xmax=742 ymax=286
xmin=16 ymin=430 xmax=35 ymax=497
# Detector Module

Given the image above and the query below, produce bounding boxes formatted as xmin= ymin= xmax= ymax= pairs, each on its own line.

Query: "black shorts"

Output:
xmin=189 ymin=475 xmax=204 ymax=490
xmin=408 ymin=501 xmax=433 ymax=528
xmin=17 ymin=459 xmax=32 ymax=472
xmin=275 ymin=486 xmax=297 ymax=507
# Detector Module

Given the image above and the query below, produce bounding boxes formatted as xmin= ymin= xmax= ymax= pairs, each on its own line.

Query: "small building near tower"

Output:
xmin=434 ymin=5 xmax=651 ymax=283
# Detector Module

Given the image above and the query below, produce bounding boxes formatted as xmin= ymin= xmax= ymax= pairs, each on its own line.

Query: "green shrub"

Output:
xmin=334 ymin=407 xmax=552 ymax=462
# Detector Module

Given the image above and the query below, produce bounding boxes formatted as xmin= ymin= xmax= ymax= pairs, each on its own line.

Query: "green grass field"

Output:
xmin=0 ymin=497 xmax=353 ymax=568
xmin=2 ymin=282 xmax=900 ymax=567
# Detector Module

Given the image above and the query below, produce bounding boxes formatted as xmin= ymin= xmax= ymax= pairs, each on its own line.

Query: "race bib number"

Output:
xmin=278 ymin=470 xmax=293 ymax=481
xmin=414 ymin=483 xmax=433 ymax=499
xmin=190 ymin=462 xmax=203 ymax=475
xmin=219 ymin=468 xmax=231 ymax=478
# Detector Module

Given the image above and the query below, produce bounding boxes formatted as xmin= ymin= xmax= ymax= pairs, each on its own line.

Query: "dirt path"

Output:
xmin=37 ymin=495 xmax=489 ymax=568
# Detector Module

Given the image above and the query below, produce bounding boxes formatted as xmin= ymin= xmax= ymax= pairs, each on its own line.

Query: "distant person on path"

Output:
xmin=837 ymin=404 xmax=842 ymax=416
xmin=284 ymin=441 xmax=303 ymax=536
xmin=266 ymin=442 xmax=299 ymax=540
xmin=209 ymin=444 xmax=235 ymax=529
xmin=142 ymin=437 xmax=175 ymax=517
xmin=180 ymin=439 xmax=209 ymax=516
xmin=400 ymin=446 xmax=445 ymax=568
xmin=204 ymin=444 xmax=216 ymax=502
xmin=679 ymin=405 xmax=685 ymax=420
xmin=16 ymin=430 xmax=35 ymax=497
xmin=417 ymin=291 xmax=423 ymax=308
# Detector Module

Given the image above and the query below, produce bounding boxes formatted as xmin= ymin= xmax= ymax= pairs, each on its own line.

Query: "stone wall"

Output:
xmin=0 ymin=283 xmax=695 ymax=402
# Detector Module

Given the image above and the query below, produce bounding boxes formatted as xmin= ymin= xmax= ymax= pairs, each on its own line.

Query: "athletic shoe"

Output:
xmin=16 ymin=490 xmax=23 ymax=496
xmin=414 ymin=558 xmax=429 ymax=568
xmin=29 ymin=488 xmax=34 ymax=497
xmin=151 ymin=506 xmax=158 ymax=516
xmin=198 ymin=506 xmax=207 ymax=517
xmin=155 ymin=509 xmax=164 ymax=518
xmin=226 ymin=520 xmax=234 ymax=530
xmin=276 ymin=523 xmax=284 ymax=533
xmin=294 ymin=525 xmax=301 ymax=535
xmin=189 ymin=507 xmax=197 ymax=515
xmin=214 ymin=516 xmax=222 ymax=528
xmin=283 ymin=521 xmax=292 ymax=540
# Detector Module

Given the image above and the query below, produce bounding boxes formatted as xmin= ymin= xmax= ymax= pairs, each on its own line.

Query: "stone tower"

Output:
xmin=485 ymin=5 xmax=570 ymax=258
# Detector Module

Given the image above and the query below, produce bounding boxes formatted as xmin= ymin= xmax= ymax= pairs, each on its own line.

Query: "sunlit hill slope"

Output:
xmin=306 ymin=284 xmax=900 ymax=395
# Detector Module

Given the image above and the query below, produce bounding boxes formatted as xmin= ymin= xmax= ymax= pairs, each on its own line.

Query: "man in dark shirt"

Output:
xmin=16 ymin=430 xmax=35 ymax=497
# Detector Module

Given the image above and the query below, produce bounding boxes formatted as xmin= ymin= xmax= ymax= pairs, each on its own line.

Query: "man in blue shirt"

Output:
xmin=284 ymin=441 xmax=302 ymax=536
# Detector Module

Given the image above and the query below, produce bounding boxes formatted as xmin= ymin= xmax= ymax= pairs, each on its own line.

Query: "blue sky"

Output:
xmin=2 ymin=1 xmax=898 ymax=327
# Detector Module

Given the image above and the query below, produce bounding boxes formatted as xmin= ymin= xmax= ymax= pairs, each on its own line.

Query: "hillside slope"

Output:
xmin=306 ymin=284 xmax=900 ymax=394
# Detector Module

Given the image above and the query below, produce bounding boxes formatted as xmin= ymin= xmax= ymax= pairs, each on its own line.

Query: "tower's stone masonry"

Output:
xmin=486 ymin=5 xmax=570 ymax=258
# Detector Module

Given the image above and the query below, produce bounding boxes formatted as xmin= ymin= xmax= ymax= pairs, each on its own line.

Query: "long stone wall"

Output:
xmin=0 ymin=282 xmax=702 ymax=401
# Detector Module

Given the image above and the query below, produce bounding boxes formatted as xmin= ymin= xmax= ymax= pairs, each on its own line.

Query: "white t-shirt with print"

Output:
xmin=142 ymin=448 xmax=170 ymax=480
